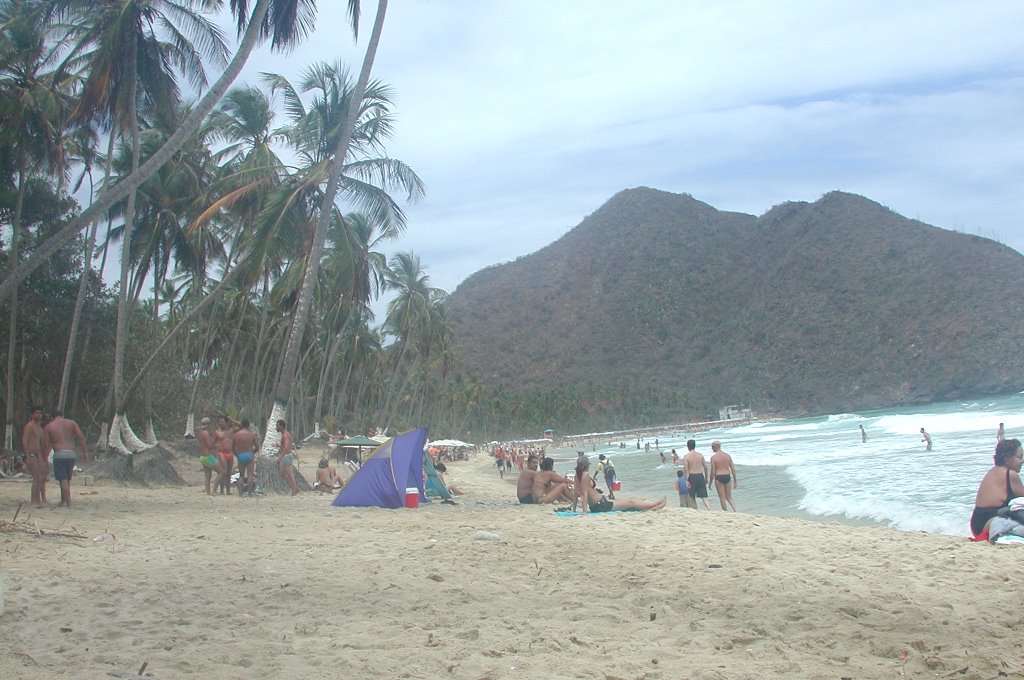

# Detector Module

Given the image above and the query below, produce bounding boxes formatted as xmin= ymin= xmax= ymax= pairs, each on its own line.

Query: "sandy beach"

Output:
xmin=1 ymin=447 xmax=1022 ymax=680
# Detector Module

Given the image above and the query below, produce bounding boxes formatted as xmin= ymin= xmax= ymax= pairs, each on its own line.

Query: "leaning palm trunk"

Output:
xmin=261 ymin=0 xmax=389 ymax=461
xmin=59 ymin=134 xmax=114 ymax=412
xmin=0 ymin=0 xmax=274 ymax=304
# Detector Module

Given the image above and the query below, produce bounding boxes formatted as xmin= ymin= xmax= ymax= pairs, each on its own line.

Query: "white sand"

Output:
xmin=0 ymin=449 xmax=1021 ymax=679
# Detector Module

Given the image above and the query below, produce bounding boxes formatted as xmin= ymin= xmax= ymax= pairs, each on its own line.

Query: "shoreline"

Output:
xmin=0 ymin=445 xmax=1018 ymax=679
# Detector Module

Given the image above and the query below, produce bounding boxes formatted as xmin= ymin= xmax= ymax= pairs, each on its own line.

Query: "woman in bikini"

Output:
xmin=971 ymin=438 xmax=1024 ymax=537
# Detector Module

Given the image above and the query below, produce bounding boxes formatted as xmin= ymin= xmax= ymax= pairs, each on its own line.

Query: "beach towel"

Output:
xmin=554 ymin=510 xmax=623 ymax=517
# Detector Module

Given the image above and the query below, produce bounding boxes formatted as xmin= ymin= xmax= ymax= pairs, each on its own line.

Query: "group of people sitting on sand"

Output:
xmin=515 ymin=453 xmax=665 ymax=512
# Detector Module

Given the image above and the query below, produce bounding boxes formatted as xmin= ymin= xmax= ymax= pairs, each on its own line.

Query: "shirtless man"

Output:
xmin=681 ymin=439 xmax=710 ymax=510
xmin=516 ymin=455 xmax=540 ymax=503
xmin=709 ymin=440 xmax=737 ymax=512
xmin=22 ymin=406 xmax=49 ymax=507
xmin=920 ymin=428 xmax=932 ymax=452
xmin=212 ymin=417 xmax=236 ymax=494
xmin=233 ymin=419 xmax=258 ymax=496
xmin=275 ymin=419 xmax=299 ymax=495
xmin=315 ymin=459 xmax=345 ymax=489
xmin=528 ymin=457 xmax=574 ymax=504
xmin=43 ymin=410 xmax=88 ymax=508
xmin=197 ymin=417 xmax=225 ymax=495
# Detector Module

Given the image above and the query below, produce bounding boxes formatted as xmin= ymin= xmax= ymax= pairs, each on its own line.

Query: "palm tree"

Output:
xmin=259 ymin=0 xmax=392 ymax=459
xmin=0 ymin=0 xmax=72 ymax=448
xmin=0 ymin=0 xmax=333 ymax=302
xmin=55 ymin=0 xmax=228 ymax=452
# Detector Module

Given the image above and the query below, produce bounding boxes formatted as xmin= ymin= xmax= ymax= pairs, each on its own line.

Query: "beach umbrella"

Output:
xmin=332 ymin=436 xmax=384 ymax=465
xmin=426 ymin=439 xmax=473 ymax=448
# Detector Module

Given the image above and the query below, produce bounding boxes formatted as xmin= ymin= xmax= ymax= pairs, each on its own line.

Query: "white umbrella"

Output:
xmin=426 ymin=439 xmax=473 ymax=448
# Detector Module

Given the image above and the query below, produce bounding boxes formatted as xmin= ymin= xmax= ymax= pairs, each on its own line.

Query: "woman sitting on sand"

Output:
xmin=581 ymin=477 xmax=666 ymax=513
xmin=971 ymin=438 xmax=1024 ymax=536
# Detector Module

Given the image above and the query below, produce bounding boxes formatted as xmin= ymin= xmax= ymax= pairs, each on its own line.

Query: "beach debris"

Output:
xmin=60 ymin=626 xmax=72 ymax=633
xmin=472 ymin=530 xmax=500 ymax=541
xmin=533 ymin=558 xmax=542 ymax=576
xmin=649 ymin=612 xmax=656 ymax=621
xmin=1 ymin=519 xmax=86 ymax=540
xmin=569 ymin=635 xmax=590 ymax=647
xmin=428 ymin=573 xmax=445 ymax=582
xmin=482 ymin=649 xmax=504 ymax=657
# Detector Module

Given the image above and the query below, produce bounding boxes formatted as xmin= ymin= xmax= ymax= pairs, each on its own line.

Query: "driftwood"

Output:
xmin=0 ymin=518 xmax=87 ymax=539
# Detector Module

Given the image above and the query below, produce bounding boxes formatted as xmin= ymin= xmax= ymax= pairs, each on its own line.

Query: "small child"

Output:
xmin=674 ymin=469 xmax=689 ymax=507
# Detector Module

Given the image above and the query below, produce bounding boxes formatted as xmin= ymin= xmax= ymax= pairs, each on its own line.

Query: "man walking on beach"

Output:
xmin=682 ymin=439 xmax=710 ymax=510
xmin=276 ymin=419 xmax=299 ymax=496
xmin=595 ymin=454 xmax=616 ymax=499
xmin=22 ymin=406 xmax=48 ymax=507
xmin=234 ymin=419 xmax=258 ymax=496
xmin=920 ymin=428 xmax=932 ymax=451
xmin=197 ymin=417 xmax=225 ymax=495
xmin=709 ymin=441 xmax=737 ymax=512
xmin=43 ymin=410 xmax=88 ymax=508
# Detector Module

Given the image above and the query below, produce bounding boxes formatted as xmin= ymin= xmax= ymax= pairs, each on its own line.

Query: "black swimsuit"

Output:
xmin=970 ymin=468 xmax=1015 ymax=536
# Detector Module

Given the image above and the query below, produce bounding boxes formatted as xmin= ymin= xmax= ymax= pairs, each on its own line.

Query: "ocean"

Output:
xmin=551 ymin=392 xmax=1024 ymax=535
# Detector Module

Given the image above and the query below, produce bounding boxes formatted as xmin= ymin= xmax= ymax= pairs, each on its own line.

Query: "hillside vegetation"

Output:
xmin=448 ymin=188 xmax=1024 ymax=424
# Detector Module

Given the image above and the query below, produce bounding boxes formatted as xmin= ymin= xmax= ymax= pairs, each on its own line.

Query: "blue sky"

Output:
xmin=230 ymin=0 xmax=1024 ymax=300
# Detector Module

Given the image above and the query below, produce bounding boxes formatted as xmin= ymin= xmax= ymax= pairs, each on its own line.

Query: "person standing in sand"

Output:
xmin=22 ymin=406 xmax=49 ymax=507
xmin=709 ymin=441 xmax=737 ymax=512
xmin=43 ymin=410 xmax=88 ymax=508
xmin=197 ymin=417 xmax=225 ymax=496
xmin=682 ymin=439 xmax=710 ymax=510
xmin=213 ymin=417 xmax=236 ymax=494
xmin=233 ymin=419 xmax=258 ymax=496
xmin=276 ymin=419 xmax=299 ymax=496
xmin=920 ymin=428 xmax=932 ymax=451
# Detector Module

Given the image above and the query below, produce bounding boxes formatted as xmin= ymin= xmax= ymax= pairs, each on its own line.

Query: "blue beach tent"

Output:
xmin=332 ymin=428 xmax=428 ymax=508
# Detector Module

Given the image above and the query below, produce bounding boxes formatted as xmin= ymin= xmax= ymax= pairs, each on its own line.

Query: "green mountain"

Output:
xmin=447 ymin=188 xmax=1024 ymax=421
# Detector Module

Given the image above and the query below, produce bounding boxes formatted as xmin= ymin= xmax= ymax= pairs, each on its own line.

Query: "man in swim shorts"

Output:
xmin=920 ymin=427 xmax=932 ymax=451
xmin=681 ymin=439 xmax=710 ymax=510
xmin=213 ymin=417 xmax=236 ymax=494
xmin=516 ymin=455 xmax=540 ymax=503
xmin=315 ymin=458 xmax=345 ymax=490
xmin=43 ymin=410 xmax=88 ymax=508
xmin=197 ymin=417 xmax=224 ymax=495
xmin=22 ymin=406 xmax=49 ymax=507
xmin=276 ymin=419 xmax=299 ymax=496
xmin=709 ymin=440 xmax=737 ymax=512
xmin=233 ymin=419 xmax=258 ymax=496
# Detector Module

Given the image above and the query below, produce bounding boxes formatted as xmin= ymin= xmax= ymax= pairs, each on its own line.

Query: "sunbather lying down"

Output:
xmin=580 ymin=477 xmax=666 ymax=513
xmin=314 ymin=459 xmax=345 ymax=490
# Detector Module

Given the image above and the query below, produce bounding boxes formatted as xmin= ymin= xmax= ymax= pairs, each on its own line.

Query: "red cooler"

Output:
xmin=613 ymin=481 xmax=622 ymax=491
xmin=404 ymin=487 xmax=420 ymax=509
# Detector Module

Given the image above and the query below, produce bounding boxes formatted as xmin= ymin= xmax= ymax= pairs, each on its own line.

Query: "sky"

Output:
xmin=226 ymin=0 xmax=1024 ymax=300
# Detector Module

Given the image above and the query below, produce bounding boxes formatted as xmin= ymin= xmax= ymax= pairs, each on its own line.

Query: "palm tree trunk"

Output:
xmin=111 ymin=43 xmax=142 ymax=453
xmin=261 ymin=0 xmax=389 ymax=461
xmin=313 ymin=303 xmax=356 ymax=428
xmin=0 ymin=0 xmax=275 ymax=304
xmin=58 ymin=134 xmax=111 ymax=412
xmin=4 ymin=163 xmax=25 ymax=450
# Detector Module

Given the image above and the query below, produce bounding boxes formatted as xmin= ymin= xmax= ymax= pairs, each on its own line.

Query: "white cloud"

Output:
xmin=224 ymin=0 xmax=1024 ymax=297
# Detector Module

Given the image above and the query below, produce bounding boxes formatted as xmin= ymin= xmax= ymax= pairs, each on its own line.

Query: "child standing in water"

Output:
xmin=674 ymin=470 xmax=689 ymax=507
